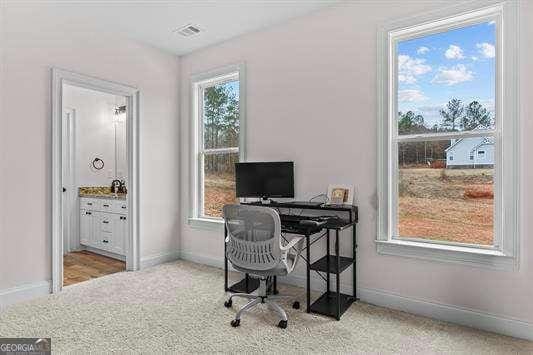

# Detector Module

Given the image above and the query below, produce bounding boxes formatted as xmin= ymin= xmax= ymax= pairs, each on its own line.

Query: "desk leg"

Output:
xmin=353 ymin=224 xmax=357 ymax=300
xmin=326 ymin=229 xmax=330 ymax=295
xmin=336 ymin=229 xmax=341 ymax=321
xmin=224 ymin=224 xmax=228 ymax=292
xmin=306 ymin=233 xmax=311 ymax=313
xmin=273 ymin=276 xmax=278 ymax=294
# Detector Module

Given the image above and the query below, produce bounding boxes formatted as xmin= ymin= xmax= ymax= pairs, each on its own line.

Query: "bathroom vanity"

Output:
xmin=79 ymin=196 xmax=128 ymax=257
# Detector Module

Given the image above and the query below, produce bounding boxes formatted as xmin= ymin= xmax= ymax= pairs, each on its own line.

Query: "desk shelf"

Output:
xmin=310 ymin=255 xmax=353 ymax=274
xmin=310 ymin=291 xmax=355 ymax=319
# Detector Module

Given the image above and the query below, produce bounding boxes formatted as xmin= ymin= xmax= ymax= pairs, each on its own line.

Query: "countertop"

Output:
xmin=79 ymin=193 xmax=127 ymax=200
xmin=78 ymin=186 xmax=127 ymax=200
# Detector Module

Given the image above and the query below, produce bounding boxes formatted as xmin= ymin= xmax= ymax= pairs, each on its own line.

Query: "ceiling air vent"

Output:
xmin=174 ymin=24 xmax=202 ymax=37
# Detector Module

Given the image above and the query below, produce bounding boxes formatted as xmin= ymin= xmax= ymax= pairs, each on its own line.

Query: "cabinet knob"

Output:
xmin=103 ymin=204 xmax=110 ymax=207
xmin=87 ymin=202 xmax=93 ymax=206
xmin=103 ymin=220 xmax=109 ymax=224
xmin=103 ymin=240 xmax=109 ymax=243
xmin=86 ymin=212 xmax=92 ymax=215
xmin=121 ymin=206 xmax=126 ymax=209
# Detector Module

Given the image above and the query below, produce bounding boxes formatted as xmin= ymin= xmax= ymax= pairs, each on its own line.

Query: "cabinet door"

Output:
xmin=111 ymin=215 xmax=127 ymax=255
xmin=79 ymin=209 xmax=94 ymax=246
xmin=118 ymin=215 xmax=128 ymax=255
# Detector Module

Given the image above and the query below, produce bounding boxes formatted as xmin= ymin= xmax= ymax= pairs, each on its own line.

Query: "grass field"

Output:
xmin=399 ymin=168 xmax=493 ymax=245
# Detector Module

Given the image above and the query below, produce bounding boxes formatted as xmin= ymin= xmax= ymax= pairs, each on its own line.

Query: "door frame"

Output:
xmin=62 ymin=107 xmax=77 ymax=254
xmin=51 ymin=68 xmax=140 ymax=293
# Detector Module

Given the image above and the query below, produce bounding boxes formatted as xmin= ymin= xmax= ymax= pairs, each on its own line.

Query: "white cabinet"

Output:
xmin=79 ymin=197 xmax=127 ymax=257
xmin=79 ymin=209 xmax=94 ymax=245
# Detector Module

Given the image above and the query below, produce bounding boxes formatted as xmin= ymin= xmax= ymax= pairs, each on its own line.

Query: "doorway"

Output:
xmin=51 ymin=68 xmax=139 ymax=293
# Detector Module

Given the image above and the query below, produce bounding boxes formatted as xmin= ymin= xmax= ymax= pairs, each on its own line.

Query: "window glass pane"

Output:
xmin=397 ymin=137 xmax=494 ymax=245
xmin=203 ymin=80 xmax=239 ymax=149
xmin=396 ymin=22 xmax=495 ymax=135
xmin=202 ymin=152 xmax=239 ymax=218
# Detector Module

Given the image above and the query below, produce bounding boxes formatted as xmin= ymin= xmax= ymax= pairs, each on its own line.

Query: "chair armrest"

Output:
xmin=280 ymin=236 xmax=304 ymax=251
xmin=280 ymin=236 xmax=305 ymax=274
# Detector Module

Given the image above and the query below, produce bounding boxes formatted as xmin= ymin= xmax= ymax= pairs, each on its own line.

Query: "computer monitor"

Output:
xmin=235 ymin=161 xmax=294 ymax=200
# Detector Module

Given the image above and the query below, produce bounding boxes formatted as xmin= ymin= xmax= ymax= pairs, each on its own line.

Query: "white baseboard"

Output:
xmin=0 ymin=281 xmax=51 ymax=311
xmin=83 ymin=246 xmax=126 ymax=262
xmin=180 ymin=250 xmax=224 ymax=268
xmin=178 ymin=250 xmax=533 ymax=341
xmin=140 ymin=250 xmax=180 ymax=269
xmin=357 ymin=286 xmax=533 ymax=342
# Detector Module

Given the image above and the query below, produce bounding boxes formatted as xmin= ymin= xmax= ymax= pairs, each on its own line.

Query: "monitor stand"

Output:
xmin=260 ymin=196 xmax=272 ymax=204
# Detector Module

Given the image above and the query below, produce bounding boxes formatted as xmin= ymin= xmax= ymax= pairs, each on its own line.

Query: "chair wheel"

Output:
xmin=292 ymin=301 xmax=300 ymax=309
xmin=278 ymin=320 xmax=287 ymax=329
xmin=224 ymin=300 xmax=232 ymax=308
xmin=230 ymin=319 xmax=240 ymax=327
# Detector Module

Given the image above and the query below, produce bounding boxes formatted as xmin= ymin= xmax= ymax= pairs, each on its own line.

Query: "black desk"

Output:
xmin=224 ymin=201 xmax=358 ymax=320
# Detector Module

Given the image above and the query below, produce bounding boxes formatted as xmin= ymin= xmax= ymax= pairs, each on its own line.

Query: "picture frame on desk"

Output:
xmin=326 ymin=184 xmax=354 ymax=205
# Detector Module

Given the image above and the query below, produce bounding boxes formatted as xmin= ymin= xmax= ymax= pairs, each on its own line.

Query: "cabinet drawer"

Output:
xmin=113 ymin=201 xmax=128 ymax=214
xmin=97 ymin=200 xmax=115 ymax=212
xmin=93 ymin=212 xmax=126 ymax=255
xmin=80 ymin=197 xmax=98 ymax=209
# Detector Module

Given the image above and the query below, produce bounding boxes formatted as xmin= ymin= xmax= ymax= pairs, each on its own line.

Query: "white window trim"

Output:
xmin=377 ymin=1 xmax=519 ymax=270
xmin=189 ymin=63 xmax=246 ymax=230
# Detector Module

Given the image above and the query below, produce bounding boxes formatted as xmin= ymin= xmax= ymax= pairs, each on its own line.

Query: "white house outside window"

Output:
xmin=377 ymin=2 xmax=518 ymax=269
xmin=190 ymin=64 xmax=246 ymax=224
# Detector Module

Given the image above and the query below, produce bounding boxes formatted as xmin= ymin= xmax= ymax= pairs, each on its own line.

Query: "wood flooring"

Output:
xmin=63 ymin=250 xmax=125 ymax=286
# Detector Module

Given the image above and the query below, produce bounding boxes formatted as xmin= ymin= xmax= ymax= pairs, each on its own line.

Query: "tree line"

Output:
xmin=203 ymin=83 xmax=240 ymax=175
xmin=398 ymin=99 xmax=493 ymax=167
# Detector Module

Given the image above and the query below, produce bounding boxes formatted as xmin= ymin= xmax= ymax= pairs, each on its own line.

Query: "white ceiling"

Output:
xmin=4 ymin=1 xmax=339 ymax=56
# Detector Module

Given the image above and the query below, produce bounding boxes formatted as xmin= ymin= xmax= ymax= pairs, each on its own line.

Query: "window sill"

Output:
xmin=376 ymin=239 xmax=517 ymax=271
xmin=188 ymin=217 xmax=224 ymax=232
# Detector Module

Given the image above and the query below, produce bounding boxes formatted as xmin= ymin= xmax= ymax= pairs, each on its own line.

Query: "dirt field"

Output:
xmin=399 ymin=168 xmax=493 ymax=245
xmin=204 ymin=168 xmax=494 ymax=245
xmin=204 ymin=173 xmax=237 ymax=217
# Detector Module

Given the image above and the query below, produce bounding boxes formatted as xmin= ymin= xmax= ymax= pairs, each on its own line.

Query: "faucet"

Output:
xmin=111 ymin=179 xmax=121 ymax=197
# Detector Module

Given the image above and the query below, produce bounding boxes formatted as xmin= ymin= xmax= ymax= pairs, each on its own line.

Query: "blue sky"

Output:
xmin=397 ymin=21 xmax=495 ymax=128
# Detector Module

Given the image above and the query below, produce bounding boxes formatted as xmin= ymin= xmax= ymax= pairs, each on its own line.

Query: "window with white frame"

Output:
xmin=377 ymin=2 xmax=518 ymax=267
xmin=191 ymin=65 xmax=244 ymax=220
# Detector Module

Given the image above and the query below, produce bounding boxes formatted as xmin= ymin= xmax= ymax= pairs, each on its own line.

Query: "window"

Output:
xmin=377 ymin=2 xmax=518 ymax=269
xmin=190 ymin=64 xmax=245 ymax=223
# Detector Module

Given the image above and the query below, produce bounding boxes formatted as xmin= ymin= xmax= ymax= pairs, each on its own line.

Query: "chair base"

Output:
xmin=225 ymin=277 xmax=294 ymax=328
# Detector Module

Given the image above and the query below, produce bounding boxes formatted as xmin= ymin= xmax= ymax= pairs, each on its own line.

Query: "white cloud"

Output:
xmin=476 ymin=42 xmax=495 ymax=58
xmin=431 ymin=64 xmax=474 ymax=85
xmin=445 ymin=45 xmax=464 ymax=59
xmin=488 ymin=20 xmax=496 ymax=26
xmin=417 ymin=46 xmax=429 ymax=55
xmin=398 ymin=89 xmax=428 ymax=102
xmin=398 ymin=54 xmax=431 ymax=84
xmin=471 ymin=56 xmax=478 ymax=61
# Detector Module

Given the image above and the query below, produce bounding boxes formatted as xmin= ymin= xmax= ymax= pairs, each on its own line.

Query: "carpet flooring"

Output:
xmin=1 ymin=260 xmax=532 ymax=353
